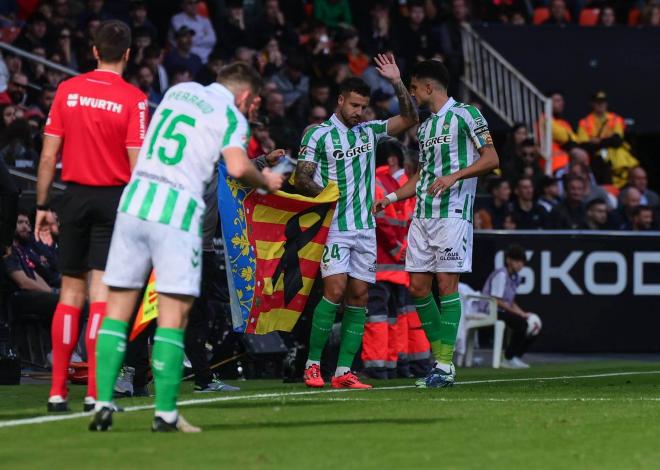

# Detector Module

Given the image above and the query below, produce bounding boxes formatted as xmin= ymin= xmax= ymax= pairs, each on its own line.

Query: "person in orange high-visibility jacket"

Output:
xmin=576 ymin=91 xmax=638 ymax=188
xmin=537 ymin=92 xmax=579 ymax=173
xmin=362 ymin=151 xmax=431 ymax=379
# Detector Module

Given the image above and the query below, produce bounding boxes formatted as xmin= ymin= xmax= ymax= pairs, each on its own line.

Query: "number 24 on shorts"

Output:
xmin=322 ymin=244 xmax=340 ymax=263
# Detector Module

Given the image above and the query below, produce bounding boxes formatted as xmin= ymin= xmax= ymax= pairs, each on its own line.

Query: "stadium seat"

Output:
xmin=458 ymin=291 xmax=505 ymax=369
xmin=196 ymin=1 xmax=209 ymax=18
xmin=579 ymin=8 xmax=600 ymax=26
xmin=628 ymin=8 xmax=640 ymax=25
xmin=533 ymin=7 xmax=550 ymax=24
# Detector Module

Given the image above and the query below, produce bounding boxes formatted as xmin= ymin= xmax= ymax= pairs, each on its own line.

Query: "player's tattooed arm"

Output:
xmin=393 ymin=79 xmax=418 ymax=126
xmin=294 ymin=161 xmax=324 ymax=197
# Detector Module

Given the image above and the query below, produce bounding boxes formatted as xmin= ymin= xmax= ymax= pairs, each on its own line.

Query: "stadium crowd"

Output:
xmin=0 ymin=0 xmax=657 ymax=386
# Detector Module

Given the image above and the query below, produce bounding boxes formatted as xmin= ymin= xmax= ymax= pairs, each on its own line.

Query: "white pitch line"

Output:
xmin=2 ymin=370 xmax=659 ymax=429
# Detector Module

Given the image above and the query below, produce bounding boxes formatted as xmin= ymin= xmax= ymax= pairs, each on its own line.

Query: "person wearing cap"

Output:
xmin=163 ymin=25 xmax=203 ymax=78
xmin=577 ymin=91 xmax=639 ymax=188
xmin=170 ymin=0 xmax=217 ymax=63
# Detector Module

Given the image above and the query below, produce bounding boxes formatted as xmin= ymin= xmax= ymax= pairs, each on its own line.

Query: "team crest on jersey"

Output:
xmin=333 ymin=142 xmax=373 ymax=160
xmin=421 ymin=135 xmax=453 ymax=149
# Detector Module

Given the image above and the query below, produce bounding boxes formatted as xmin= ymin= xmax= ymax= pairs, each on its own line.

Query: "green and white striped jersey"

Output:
xmin=119 ymin=82 xmax=248 ymax=235
xmin=415 ymin=98 xmax=491 ymax=222
xmin=298 ymin=114 xmax=388 ymax=231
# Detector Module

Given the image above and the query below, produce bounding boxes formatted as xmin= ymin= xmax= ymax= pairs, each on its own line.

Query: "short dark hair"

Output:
xmin=488 ymin=177 xmax=509 ymax=193
xmin=94 ymin=20 xmax=131 ymax=63
xmin=633 ymin=205 xmax=653 ymax=217
xmin=565 ymin=174 xmax=585 ymax=187
xmin=411 ymin=60 xmax=450 ymax=90
xmin=516 ymin=176 xmax=534 ymax=188
xmin=505 ymin=244 xmax=526 ymax=262
xmin=338 ymin=77 xmax=371 ymax=98
xmin=376 ymin=139 xmax=404 ymax=168
xmin=217 ymin=62 xmax=263 ymax=95
xmin=586 ymin=198 xmax=607 ymax=210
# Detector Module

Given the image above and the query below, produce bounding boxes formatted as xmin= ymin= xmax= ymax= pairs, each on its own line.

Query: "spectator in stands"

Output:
xmin=314 ymin=0 xmax=353 ymax=28
xmin=164 ymin=26 xmax=203 ymax=78
xmin=195 ymin=51 xmax=224 ymax=85
xmin=129 ymin=1 xmax=158 ymax=42
xmin=362 ymin=56 xmax=397 ymax=113
xmin=0 ymin=118 xmax=38 ymax=169
xmin=54 ymin=26 xmax=77 ymax=70
xmin=397 ymin=0 xmax=436 ymax=72
xmin=641 ymin=3 xmax=660 ymax=26
xmin=569 ymin=161 xmax=615 ymax=209
xmin=360 ymin=1 xmax=398 ymax=57
xmin=0 ymin=105 xmax=17 ymax=132
xmin=143 ymin=45 xmax=168 ymax=95
xmin=336 ymin=27 xmax=370 ymax=76
xmin=3 ymin=51 xmax=22 ymax=77
xmin=134 ymin=64 xmax=162 ymax=104
xmin=5 ymin=213 xmax=61 ymax=331
xmin=483 ymin=177 xmax=512 ymax=229
xmin=631 ymin=205 xmax=654 ymax=231
xmin=128 ymin=26 xmax=154 ymax=71
xmin=14 ymin=12 xmax=49 ymax=52
xmin=481 ymin=244 xmax=541 ymax=369
xmin=294 ymin=78 xmax=332 ymax=127
xmin=247 ymin=117 xmax=275 ymax=158
xmin=551 ymin=175 xmax=588 ymax=229
xmin=577 ymin=91 xmax=638 ymax=188
xmin=585 ymin=198 xmax=609 ymax=230
xmin=271 ymin=53 xmax=309 ymax=108
xmin=75 ymin=15 xmax=102 ymax=72
xmin=254 ymin=0 xmax=299 ymax=52
xmin=217 ymin=0 xmax=256 ymax=60
xmin=434 ymin=0 xmax=469 ymax=97
xmin=500 ymin=123 xmax=528 ymax=167
xmin=504 ymin=138 xmax=544 ymax=189
xmin=615 ymin=186 xmax=641 ymax=230
xmin=619 ymin=167 xmax=659 ymax=208
xmin=169 ymin=66 xmax=193 ymax=87
xmin=51 ymin=0 xmax=75 ymax=30
xmin=543 ymin=0 xmax=570 ymax=25
xmin=0 ymin=72 xmax=29 ymax=107
xmin=511 ymin=176 xmax=549 ymax=229
xmin=170 ymin=0 xmax=217 ymax=63
xmin=77 ymin=0 xmax=112 ymax=30
xmin=538 ymin=176 xmax=559 ymax=214
xmin=263 ymin=90 xmax=299 ymax=145
xmin=28 ymin=84 xmax=56 ymax=121
xmin=598 ymin=6 xmax=617 ymax=26
xmin=308 ymin=105 xmax=329 ymax=124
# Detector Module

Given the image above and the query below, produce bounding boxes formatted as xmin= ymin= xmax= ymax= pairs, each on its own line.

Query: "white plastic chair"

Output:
xmin=460 ymin=293 xmax=505 ymax=369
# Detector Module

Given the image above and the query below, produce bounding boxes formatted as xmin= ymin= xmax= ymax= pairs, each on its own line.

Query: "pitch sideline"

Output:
xmin=1 ymin=370 xmax=659 ymax=429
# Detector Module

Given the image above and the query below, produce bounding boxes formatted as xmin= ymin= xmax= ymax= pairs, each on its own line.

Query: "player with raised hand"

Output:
xmin=374 ymin=60 xmax=499 ymax=388
xmin=295 ymin=53 xmax=418 ymax=389
xmin=89 ymin=62 xmax=284 ymax=433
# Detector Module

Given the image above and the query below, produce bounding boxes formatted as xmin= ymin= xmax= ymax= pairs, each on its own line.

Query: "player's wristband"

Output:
xmin=385 ymin=193 xmax=398 ymax=204
xmin=36 ymin=203 xmax=50 ymax=211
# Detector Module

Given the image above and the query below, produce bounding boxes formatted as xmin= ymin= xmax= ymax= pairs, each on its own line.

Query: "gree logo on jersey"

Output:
xmin=332 ymin=142 xmax=373 ymax=160
xmin=421 ymin=135 xmax=453 ymax=149
xmin=66 ymin=93 xmax=123 ymax=113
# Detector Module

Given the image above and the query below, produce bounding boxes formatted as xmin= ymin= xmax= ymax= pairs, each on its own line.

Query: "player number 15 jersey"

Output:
xmin=118 ymin=82 xmax=248 ymax=235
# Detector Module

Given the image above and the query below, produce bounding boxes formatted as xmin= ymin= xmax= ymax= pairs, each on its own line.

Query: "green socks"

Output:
xmin=307 ymin=297 xmax=338 ymax=362
xmin=337 ymin=305 xmax=366 ymax=369
xmin=152 ymin=327 xmax=185 ymax=413
xmin=95 ymin=318 xmax=128 ymax=404
xmin=414 ymin=293 xmax=462 ymax=364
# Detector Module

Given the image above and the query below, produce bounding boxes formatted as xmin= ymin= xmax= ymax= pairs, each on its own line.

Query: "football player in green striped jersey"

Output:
xmin=374 ymin=60 xmax=499 ymax=388
xmin=89 ymin=63 xmax=284 ymax=433
xmin=294 ymin=53 xmax=419 ymax=389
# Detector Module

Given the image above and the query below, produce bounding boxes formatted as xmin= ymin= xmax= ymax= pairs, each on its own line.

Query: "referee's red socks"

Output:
xmin=85 ymin=302 xmax=107 ymax=399
xmin=49 ymin=304 xmax=82 ymax=398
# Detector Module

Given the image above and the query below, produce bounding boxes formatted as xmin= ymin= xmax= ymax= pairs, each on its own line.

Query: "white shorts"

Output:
xmin=103 ymin=212 xmax=202 ymax=297
xmin=320 ymin=228 xmax=376 ymax=283
xmin=405 ymin=217 xmax=473 ymax=273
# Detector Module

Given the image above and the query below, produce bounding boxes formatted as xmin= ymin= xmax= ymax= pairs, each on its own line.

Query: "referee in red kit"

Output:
xmin=35 ymin=20 xmax=148 ymax=412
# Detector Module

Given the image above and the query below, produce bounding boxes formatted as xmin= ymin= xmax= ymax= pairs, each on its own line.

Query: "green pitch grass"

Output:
xmin=2 ymin=361 xmax=660 ymax=469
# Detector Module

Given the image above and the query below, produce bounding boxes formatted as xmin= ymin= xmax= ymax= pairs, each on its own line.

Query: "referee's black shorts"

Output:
xmin=57 ymin=183 xmax=124 ymax=275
